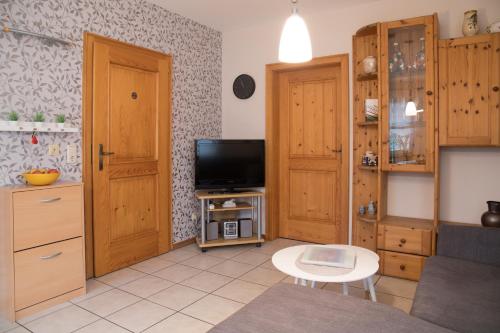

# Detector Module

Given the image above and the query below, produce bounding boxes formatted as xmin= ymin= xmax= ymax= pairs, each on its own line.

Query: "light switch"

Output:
xmin=66 ymin=144 xmax=77 ymax=164
xmin=48 ymin=144 xmax=60 ymax=156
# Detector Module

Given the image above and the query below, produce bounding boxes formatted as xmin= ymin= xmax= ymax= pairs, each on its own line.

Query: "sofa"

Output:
xmin=210 ymin=223 xmax=500 ymax=333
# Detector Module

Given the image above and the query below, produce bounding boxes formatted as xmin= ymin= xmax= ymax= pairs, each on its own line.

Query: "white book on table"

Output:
xmin=300 ymin=246 xmax=356 ymax=269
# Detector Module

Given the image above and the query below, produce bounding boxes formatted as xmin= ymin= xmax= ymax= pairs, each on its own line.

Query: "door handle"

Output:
xmin=98 ymin=144 xmax=115 ymax=171
xmin=40 ymin=252 xmax=62 ymax=260
xmin=40 ymin=197 xmax=61 ymax=203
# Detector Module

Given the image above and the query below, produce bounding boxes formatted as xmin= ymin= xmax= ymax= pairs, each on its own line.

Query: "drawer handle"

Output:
xmin=40 ymin=197 xmax=61 ymax=203
xmin=400 ymin=238 xmax=407 ymax=244
xmin=400 ymin=264 xmax=406 ymax=271
xmin=40 ymin=252 xmax=62 ymax=260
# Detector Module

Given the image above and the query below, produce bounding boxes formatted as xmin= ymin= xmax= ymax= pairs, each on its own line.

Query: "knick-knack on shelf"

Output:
xmin=367 ymin=201 xmax=377 ymax=216
xmin=462 ymin=10 xmax=479 ymax=36
xmin=481 ymin=201 xmax=500 ymax=228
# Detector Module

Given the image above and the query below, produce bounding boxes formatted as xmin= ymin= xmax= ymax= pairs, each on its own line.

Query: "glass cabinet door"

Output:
xmin=381 ymin=16 xmax=436 ymax=172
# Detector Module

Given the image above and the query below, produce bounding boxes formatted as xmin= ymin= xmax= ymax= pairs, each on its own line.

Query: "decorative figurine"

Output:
xmin=367 ymin=201 xmax=377 ymax=215
xmin=359 ymin=205 xmax=366 ymax=215
xmin=462 ymin=10 xmax=479 ymax=36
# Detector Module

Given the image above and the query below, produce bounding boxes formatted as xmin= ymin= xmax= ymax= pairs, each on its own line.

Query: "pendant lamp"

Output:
xmin=279 ymin=0 xmax=312 ymax=63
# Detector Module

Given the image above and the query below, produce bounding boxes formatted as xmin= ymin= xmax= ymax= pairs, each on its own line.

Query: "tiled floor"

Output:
xmin=0 ymin=238 xmax=418 ymax=333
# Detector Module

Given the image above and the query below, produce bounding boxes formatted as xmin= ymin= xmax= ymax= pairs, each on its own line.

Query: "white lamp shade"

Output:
xmin=279 ymin=13 xmax=312 ymax=63
xmin=405 ymin=101 xmax=418 ymax=116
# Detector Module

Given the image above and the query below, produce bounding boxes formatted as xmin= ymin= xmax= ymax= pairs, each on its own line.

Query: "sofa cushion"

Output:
xmin=411 ymin=256 xmax=500 ymax=333
xmin=210 ymin=283 xmax=453 ymax=333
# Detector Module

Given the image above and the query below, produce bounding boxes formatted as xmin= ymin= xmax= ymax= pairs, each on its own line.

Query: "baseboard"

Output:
xmin=172 ymin=237 xmax=196 ymax=250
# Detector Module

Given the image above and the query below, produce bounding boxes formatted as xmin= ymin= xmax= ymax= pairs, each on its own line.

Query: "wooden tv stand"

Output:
xmin=195 ymin=191 xmax=264 ymax=252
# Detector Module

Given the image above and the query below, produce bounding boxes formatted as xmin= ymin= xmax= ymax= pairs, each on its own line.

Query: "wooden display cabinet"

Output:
xmin=438 ymin=33 xmax=500 ymax=146
xmin=380 ymin=15 xmax=438 ymax=173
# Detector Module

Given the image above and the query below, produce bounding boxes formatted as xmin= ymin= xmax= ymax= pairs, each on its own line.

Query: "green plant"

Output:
xmin=7 ymin=111 xmax=19 ymax=121
xmin=55 ymin=114 xmax=65 ymax=123
xmin=33 ymin=112 xmax=45 ymax=122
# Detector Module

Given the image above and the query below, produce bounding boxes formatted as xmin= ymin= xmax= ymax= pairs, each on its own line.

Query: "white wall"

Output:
xmin=221 ymin=0 xmax=500 ymax=231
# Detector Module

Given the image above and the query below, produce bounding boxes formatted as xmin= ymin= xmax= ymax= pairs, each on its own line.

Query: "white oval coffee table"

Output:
xmin=272 ymin=244 xmax=379 ymax=302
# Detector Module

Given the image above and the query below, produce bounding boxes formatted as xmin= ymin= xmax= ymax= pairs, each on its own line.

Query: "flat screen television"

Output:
xmin=195 ymin=139 xmax=265 ymax=191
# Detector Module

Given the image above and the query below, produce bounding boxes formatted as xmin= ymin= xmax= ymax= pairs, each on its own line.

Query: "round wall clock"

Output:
xmin=233 ymin=74 xmax=256 ymax=99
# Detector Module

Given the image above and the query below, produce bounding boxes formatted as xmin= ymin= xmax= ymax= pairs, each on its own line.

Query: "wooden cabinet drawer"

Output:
xmin=377 ymin=224 xmax=432 ymax=256
xmin=14 ymin=238 xmax=84 ymax=310
xmin=13 ymin=185 xmax=82 ymax=251
xmin=378 ymin=250 xmax=426 ymax=281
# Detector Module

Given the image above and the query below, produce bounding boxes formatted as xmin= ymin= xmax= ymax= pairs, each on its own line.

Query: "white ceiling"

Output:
xmin=147 ymin=0 xmax=381 ymax=32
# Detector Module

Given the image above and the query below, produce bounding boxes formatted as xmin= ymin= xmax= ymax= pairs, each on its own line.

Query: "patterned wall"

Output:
xmin=0 ymin=0 xmax=222 ymax=242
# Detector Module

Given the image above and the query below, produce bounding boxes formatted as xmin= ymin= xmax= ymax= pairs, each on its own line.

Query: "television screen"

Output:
xmin=195 ymin=140 xmax=265 ymax=190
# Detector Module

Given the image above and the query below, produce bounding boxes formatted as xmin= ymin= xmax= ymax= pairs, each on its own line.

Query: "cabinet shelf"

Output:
xmin=208 ymin=203 xmax=255 ymax=212
xmin=357 ymin=214 xmax=377 ymax=223
xmin=357 ymin=120 xmax=379 ymax=126
xmin=196 ymin=235 xmax=264 ymax=248
xmin=0 ymin=121 xmax=79 ymax=133
xmin=357 ymin=73 xmax=378 ymax=81
xmin=358 ymin=165 xmax=378 ymax=171
xmin=390 ymin=121 xmax=425 ymax=130
xmin=380 ymin=215 xmax=434 ymax=230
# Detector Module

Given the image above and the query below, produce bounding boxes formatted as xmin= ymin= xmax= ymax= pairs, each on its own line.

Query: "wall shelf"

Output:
xmin=357 ymin=214 xmax=377 ymax=223
xmin=357 ymin=120 xmax=379 ymax=126
xmin=358 ymin=165 xmax=378 ymax=171
xmin=0 ymin=122 xmax=79 ymax=133
xmin=357 ymin=73 xmax=378 ymax=81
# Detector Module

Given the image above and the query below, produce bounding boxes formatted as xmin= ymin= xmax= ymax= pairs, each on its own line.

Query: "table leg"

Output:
xmin=362 ymin=278 xmax=368 ymax=291
xmin=311 ymin=281 xmax=316 ymax=288
xmin=300 ymin=279 xmax=307 ymax=287
xmin=367 ymin=275 xmax=377 ymax=302
xmin=342 ymin=283 xmax=349 ymax=295
xmin=294 ymin=277 xmax=299 ymax=285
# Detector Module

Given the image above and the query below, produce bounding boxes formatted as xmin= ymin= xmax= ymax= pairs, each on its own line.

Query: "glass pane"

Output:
xmin=387 ymin=25 xmax=426 ymax=166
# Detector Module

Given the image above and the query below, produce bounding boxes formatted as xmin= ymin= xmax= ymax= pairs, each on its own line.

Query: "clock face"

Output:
xmin=233 ymin=74 xmax=256 ymax=99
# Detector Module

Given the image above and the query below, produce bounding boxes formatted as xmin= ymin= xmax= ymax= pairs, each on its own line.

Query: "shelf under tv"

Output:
xmin=196 ymin=234 xmax=264 ymax=249
xmin=208 ymin=203 xmax=255 ymax=212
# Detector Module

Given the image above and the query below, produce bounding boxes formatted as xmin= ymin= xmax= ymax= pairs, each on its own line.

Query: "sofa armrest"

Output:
xmin=437 ymin=223 xmax=500 ymax=266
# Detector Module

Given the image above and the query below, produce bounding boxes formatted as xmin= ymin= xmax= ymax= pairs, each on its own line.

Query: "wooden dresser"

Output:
xmin=0 ymin=182 xmax=86 ymax=322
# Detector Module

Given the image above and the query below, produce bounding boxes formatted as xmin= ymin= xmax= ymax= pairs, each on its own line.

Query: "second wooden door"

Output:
xmin=88 ymin=34 xmax=172 ymax=277
xmin=278 ymin=64 xmax=345 ymax=244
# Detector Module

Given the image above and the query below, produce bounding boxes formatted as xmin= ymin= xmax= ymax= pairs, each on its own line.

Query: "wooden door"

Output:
xmin=278 ymin=65 xmax=344 ymax=244
xmin=90 ymin=35 xmax=171 ymax=276
xmin=439 ymin=33 xmax=500 ymax=146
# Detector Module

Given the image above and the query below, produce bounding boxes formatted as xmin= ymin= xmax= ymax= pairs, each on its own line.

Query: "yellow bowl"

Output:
xmin=23 ymin=173 xmax=60 ymax=186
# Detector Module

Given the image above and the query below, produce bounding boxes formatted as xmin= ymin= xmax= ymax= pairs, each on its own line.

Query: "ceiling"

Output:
xmin=147 ymin=0 xmax=380 ymax=32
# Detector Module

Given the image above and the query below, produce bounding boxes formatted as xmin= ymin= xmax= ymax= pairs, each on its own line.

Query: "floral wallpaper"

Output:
xmin=0 ymin=0 xmax=222 ymax=242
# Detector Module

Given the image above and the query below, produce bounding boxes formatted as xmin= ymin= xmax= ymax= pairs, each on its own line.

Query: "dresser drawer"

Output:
xmin=377 ymin=224 xmax=432 ymax=256
xmin=13 ymin=185 xmax=82 ymax=251
xmin=378 ymin=250 xmax=426 ymax=281
xmin=14 ymin=238 xmax=84 ymax=310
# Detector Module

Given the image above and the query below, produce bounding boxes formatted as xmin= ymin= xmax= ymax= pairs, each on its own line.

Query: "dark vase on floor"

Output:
xmin=481 ymin=201 xmax=500 ymax=227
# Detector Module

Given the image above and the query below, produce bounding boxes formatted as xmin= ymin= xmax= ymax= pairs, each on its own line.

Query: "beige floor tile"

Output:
xmin=152 ymin=264 xmax=202 ymax=283
xmin=74 ymin=319 xmax=129 ymax=333
xmin=16 ymin=302 xmax=72 ymax=325
xmin=231 ymin=251 xmax=270 ymax=266
xmin=157 ymin=249 xmax=198 ymax=263
xmin=179 ymin=243 xmax=202 ymax=253
xmin=180 ymin=254 xmax=224 ymax=270
xmin=0 ymin=317 xmax=18 ymax=333
xmin=259 ymin=259 xmax=278 ymax=271
xmin=207 ymin=260 xmax=254 ymax=278
xmin=213 ymin=279 xmax=268 ymax=304
xmin=143 ymin=313 xmax=213 ymax=333
xmin=181 ymin=271 xmax=233 ymax=293
xmin=376 ymin=276 xmax=417 ymax=299
xmin=239 ymin=267 xmax=287 ymax=286
xmin=119 ymin=275 xmax=174 ymax=298
xmin=249 ymin=240 xmax=283 ymax=255
xmin=96 ymin=268 xmax=146 ymax=287
xmin=148 ymin=284 xmax=207 ymax=311
xmin=348 ymin=274 xmax=380 ymax=289
xmin=78 ymin=289 xmax=140 ymax=317
xmin=5 ymin=328 xmax=30 ymax=333
xmin=71 ymin=279 xmax=113 ymax=304
xmin=204 ymin=245 xmax=252 ymax=259
xmin=130 ymin=257 xmax=176 ymax=274
xmin=181 ymin=295 xmax=244 ymax=325
xmin=377 ymin=292 xmax=414 ymax=313
xmin=24 ymin=305 xmax=99 ymax=333
xmin=106 ymin=300 xmax=174 ymax=333
xmin=322 ymin=283 xmax=368 ymax=299
xmin=281 ymin=276 xmax=327 ymax=289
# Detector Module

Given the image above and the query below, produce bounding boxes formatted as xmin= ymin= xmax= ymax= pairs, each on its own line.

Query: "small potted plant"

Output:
xmin=33 ymin=112 xmax=45 ymax=129
xmin=7 ymin=111 xmax=19 ymax=127
xmin=55 ymin=114 xmax=65 ymax=129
